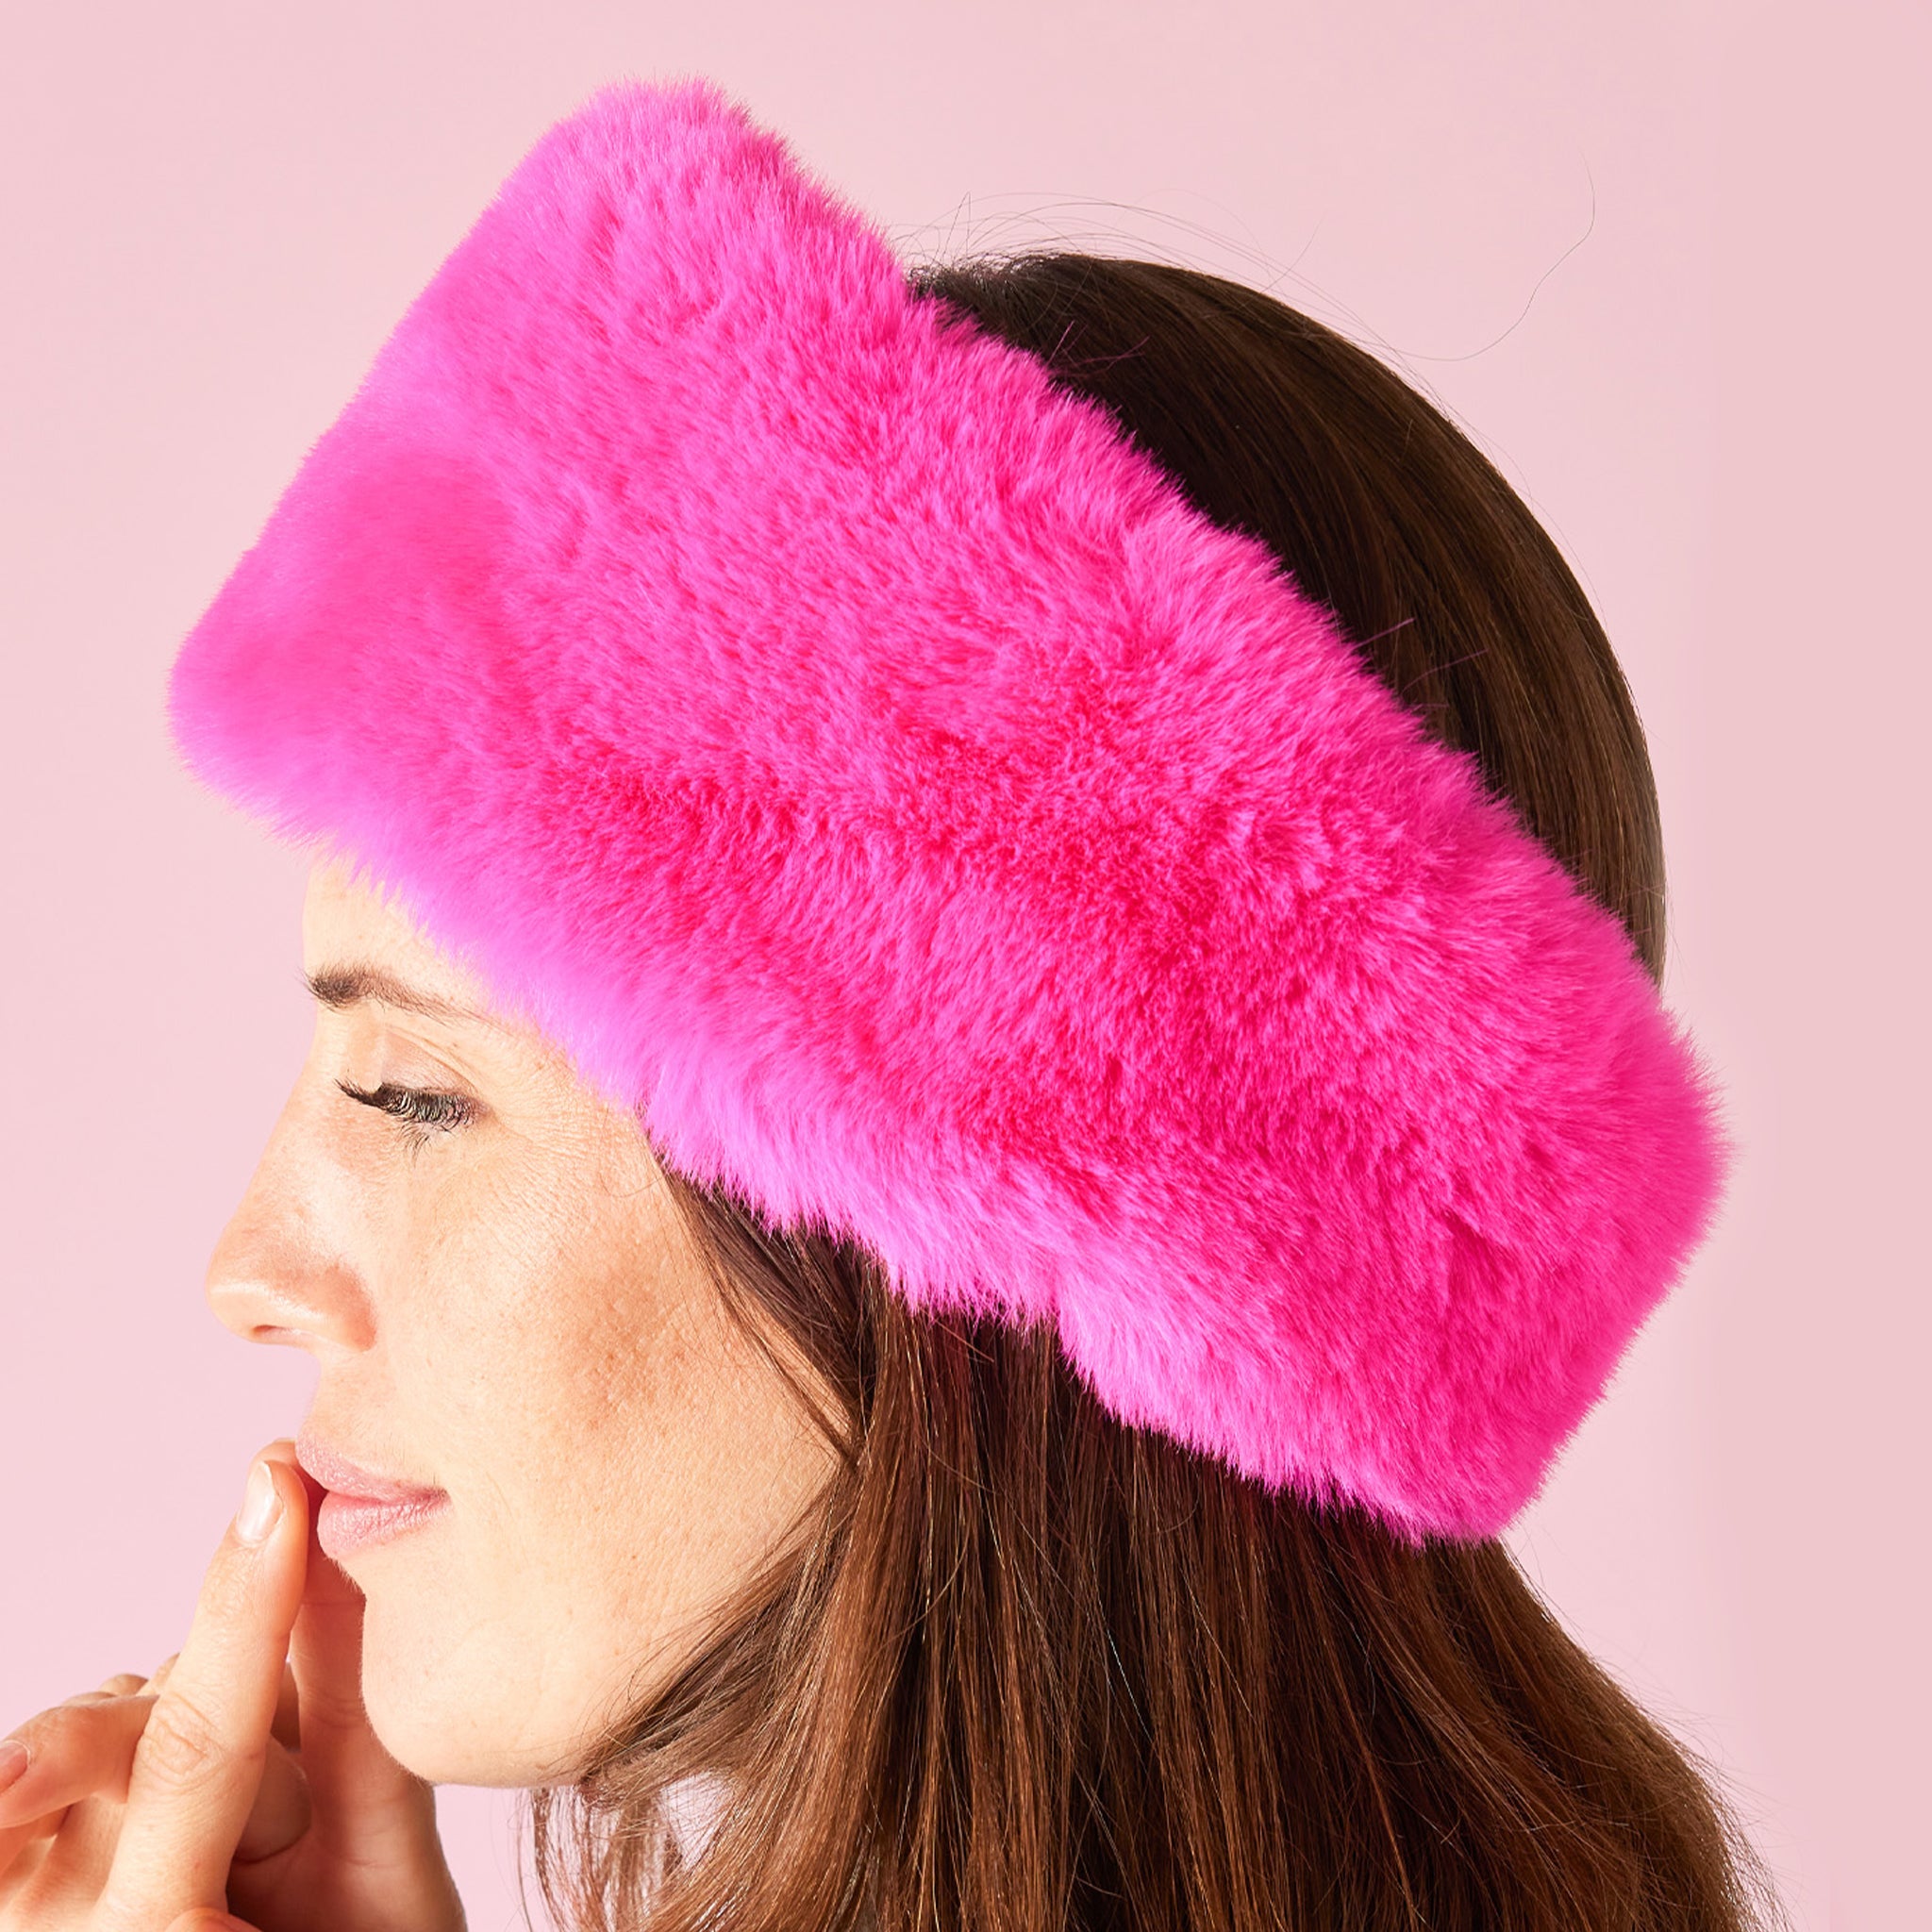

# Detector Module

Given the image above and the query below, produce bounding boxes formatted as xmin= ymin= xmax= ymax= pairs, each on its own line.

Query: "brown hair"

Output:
xmin=520 ymin=254 xmax=1783 ymax=1931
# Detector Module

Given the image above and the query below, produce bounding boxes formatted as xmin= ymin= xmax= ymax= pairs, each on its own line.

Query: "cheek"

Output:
xmin=407 ymin=1144 xmax=695 ymax=1463
xmin=350 ymin=1151 xmax=714 ymax=1781
xmin=473 ymin=1191 xmax=731 ymax=1599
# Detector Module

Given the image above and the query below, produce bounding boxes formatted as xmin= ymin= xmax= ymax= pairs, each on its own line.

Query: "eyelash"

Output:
xmin=335 ymin=1079 xmax=479 ymax=1137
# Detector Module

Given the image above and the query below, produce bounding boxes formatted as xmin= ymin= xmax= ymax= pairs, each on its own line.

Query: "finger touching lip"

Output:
xmin=292 ymin=1426 xmax=450 ymax=1560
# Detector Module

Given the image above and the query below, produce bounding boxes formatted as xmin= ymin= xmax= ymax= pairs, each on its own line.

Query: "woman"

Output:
xmin=0 ymin=76 xmax=1784 ymax=1932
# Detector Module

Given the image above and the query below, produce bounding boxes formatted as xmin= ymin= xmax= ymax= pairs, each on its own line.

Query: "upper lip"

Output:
xmin=295 ymin=1427 xmax=444 ymax=1502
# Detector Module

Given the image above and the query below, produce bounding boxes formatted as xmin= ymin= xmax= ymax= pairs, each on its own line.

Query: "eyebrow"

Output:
xmin=305 ymin=964 xmax=498 ymax=1026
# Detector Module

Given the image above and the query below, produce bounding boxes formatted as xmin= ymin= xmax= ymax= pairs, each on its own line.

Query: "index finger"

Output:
xmin=102 ymin=1444 xmax=308 ymax=1922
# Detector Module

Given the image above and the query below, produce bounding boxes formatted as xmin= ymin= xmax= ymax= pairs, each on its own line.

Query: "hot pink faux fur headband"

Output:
xmin=167 ymin=74 xmax=1733 ymax=1540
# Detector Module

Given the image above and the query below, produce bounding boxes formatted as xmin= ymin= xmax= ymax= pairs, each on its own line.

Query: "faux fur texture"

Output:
xmin=167 ymin=74 xmax=1735 ymax=1540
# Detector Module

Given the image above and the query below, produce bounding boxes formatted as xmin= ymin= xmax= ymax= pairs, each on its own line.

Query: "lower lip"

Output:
xmin=316 ymin=1488 xmax=451 ymax=1560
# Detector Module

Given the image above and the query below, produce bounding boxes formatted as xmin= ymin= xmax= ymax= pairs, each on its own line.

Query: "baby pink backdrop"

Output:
xmin=4 ymin=4 xmax=1920 ymax=1926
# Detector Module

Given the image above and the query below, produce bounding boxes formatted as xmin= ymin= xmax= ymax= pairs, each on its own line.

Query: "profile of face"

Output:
xmin=205 ymin=858 xmax=840 ymax=1787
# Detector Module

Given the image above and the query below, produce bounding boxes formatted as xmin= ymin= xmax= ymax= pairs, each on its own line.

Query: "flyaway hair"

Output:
xmin=167 ymin=74 xmax=1735 ymax=1540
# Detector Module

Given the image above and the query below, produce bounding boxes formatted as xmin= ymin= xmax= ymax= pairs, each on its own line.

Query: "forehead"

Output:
xmin=301 ymin=857 xmax=494 ymax=1014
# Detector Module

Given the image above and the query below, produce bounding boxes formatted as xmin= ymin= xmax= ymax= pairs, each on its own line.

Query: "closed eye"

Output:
xmin=335 ymin=1079 xmax=479 ymax=1133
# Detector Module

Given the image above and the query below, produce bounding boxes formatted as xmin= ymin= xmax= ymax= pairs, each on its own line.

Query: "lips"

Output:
xmin=295 ymin=1427 xmax=450 ymax=1561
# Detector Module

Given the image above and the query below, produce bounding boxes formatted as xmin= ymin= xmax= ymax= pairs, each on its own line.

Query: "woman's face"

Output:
xmin=205 ymin=858 xmax=839 ymax=1787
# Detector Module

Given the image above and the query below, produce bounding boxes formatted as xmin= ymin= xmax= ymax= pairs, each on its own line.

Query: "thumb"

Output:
xmin=167 ymin=1914 xmax=256 ymax=1930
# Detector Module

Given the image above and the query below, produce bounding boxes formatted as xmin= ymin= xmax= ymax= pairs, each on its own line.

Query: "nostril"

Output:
xmin=206 ymin=1256 xmax=376 ymax=1352
xmin=252 ymin=1324 xmax=315 ymax=1346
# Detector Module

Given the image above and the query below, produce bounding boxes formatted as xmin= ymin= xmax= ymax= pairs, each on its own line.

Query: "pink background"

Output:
xmin=3 ymin=5 xmax=1920 ymax=1927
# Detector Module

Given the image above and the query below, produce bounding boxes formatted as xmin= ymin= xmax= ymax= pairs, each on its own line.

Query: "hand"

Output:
xmin=0 ymin=1441 xmax=466 ymax=1931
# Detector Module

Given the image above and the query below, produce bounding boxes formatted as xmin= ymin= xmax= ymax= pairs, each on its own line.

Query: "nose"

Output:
xmin=205 ymin=1077 xmax=376 ymax=1356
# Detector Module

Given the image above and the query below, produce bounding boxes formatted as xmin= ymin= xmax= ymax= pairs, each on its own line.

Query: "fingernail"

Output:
xmin=236 ymin=1458 xmax=283 ymax=1545
xmin=0 ymin=1737 xmax=29 ymax=1795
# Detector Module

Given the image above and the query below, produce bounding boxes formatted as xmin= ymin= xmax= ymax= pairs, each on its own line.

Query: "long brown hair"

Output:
xmin=520 ymin=254 xmax=1783 ymax=1931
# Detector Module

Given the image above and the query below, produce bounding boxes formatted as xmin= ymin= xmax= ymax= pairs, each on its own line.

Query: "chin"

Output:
xmin=355 ymin=1597 xmax=578 ymax=1789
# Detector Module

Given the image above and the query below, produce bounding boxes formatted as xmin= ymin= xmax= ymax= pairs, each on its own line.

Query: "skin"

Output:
xmin=0 ymin=857 xmax=841 ymax=1928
